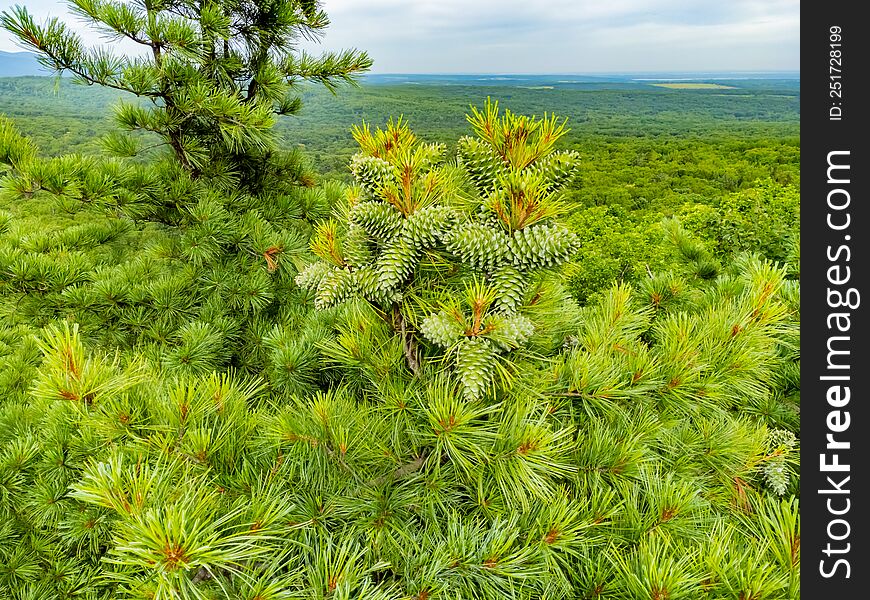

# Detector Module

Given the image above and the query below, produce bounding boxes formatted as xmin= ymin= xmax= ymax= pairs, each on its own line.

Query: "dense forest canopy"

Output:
xmin=0 ymin=2 xmax=799 ymax=599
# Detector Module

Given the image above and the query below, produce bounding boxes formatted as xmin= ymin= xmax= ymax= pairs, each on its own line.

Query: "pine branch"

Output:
xmin=1 ymin=6 xmax=162 ymax=98
xmin=281 ymin=49 xmax=373 ymax=92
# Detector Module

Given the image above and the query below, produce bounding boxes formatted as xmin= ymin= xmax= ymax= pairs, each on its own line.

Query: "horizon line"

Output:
xmin=0 ymin=50 xmax=800 ymax=77
xmin=364 ymin=70 xmax=800 ymax=75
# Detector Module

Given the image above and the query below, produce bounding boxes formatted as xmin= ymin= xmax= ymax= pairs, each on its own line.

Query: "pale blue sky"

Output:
xmin=0 ymin=0 xmax=800 ymax=73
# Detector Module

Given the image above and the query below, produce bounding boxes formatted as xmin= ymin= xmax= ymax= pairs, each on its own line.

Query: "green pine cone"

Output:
xmin=763 ymin=457 xmax=790 ymax=495
xmin=350 ymin=154 xmax=398 ymax=198
xmin=530 ymin=150 xmax=581 ymax=193
xmin=294 ymin=261 xmax=333 ymax=291
xmin=486 ymin=313 xmax=535 ymax=351
xmin=491 ymin=264 xmax=527 ymax=314
xmin=314 ymin=267 xmax=356 ymax=309
xmin=353 ymin=265 xmax=400 ymax=305
xmin=420 ymin=310 xmax=465 ymax=348
xmin=457 ymin=136 xmax=507 ymax=196
xmin=353 ymin=264 xmax=379 ymax=300
xmin=509 ymin=223 xmax=580 ymax=269
xmin=762 ymin=428 xmax=796 ymax=495
xmin=476 ymin=208 xmax=504 ymax=230
xmin=444 ymin=221 xmax=510 ymax=270
xmin=377 ymin=234 xmax=419 ymax=293
xmin=405 ymin=204 xmax=458 ymax=248
xmin=343 ymin=223 xmax=374 ymax=268
xmin=767 ymin=428 xmax=797 ymax=450
xmin=455 ymin=337 xmax=497 ymax=400
xmin=350 ymin=200 xmax=403 ymax=240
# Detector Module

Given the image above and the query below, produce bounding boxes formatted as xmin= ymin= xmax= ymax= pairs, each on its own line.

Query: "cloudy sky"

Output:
xmin=0 ymin=0 xmax=800 ymax=73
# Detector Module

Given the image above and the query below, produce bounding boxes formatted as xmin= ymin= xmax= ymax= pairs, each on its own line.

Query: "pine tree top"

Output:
xmin=2 ymin=0 xmax=372 ymax=181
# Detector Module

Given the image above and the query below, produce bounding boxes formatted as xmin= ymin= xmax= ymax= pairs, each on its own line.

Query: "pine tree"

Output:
xmin=0 ymin=0 xmax=370 ymax=373
xmin=2 ymin=0 xmax=371 ymax=191
xmin=296 ymin=101 xmax=583 ymax=400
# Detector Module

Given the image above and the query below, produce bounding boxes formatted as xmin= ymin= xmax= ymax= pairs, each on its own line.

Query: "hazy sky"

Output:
xmin=0 ymin=0 xmax=800 ymax=73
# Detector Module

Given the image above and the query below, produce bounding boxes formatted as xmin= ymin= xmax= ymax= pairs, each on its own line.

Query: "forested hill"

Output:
xmin=0 ymin=74 xmax=799 ymax=174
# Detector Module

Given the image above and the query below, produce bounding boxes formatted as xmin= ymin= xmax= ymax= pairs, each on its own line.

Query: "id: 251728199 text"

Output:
xmin=829 ymin=26 xmax=844 ymax=121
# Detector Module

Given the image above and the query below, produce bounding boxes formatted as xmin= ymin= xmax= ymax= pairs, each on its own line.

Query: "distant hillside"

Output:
xmin=0 ymin=51 xmax=49 ymax=77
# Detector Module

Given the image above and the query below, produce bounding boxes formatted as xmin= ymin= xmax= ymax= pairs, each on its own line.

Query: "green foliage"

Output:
xmin=564 ymin=205 xmax=664 ymax=304
xmin=0 ymin=119 xmax=334 ymax=378
xmin=0 ymin=250 xmax=801 ymax=598
xmin=678 ymin=179 xmax=800 ymax=263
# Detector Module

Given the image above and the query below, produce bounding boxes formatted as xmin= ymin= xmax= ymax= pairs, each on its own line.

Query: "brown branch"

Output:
xmin=56 ymin=59 xmax=159 ymax=97
xmin=191 ymin=566 xmax=212 ymax=584
xmin=368 ymin=451 xmax=430 ymax=488
xmin=393 ymin=305 xmax=420 ymax=376
xmin=319 ymin=439 xmax=362 ymax=485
